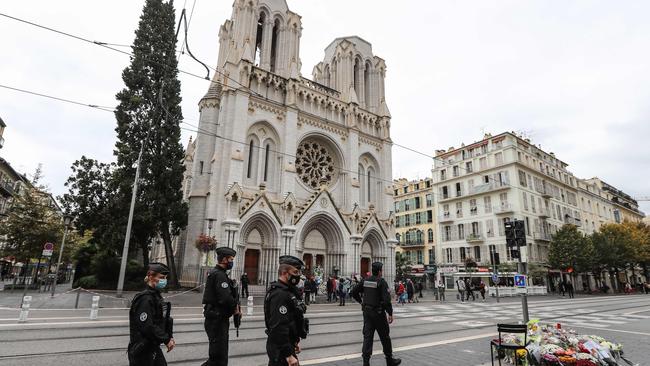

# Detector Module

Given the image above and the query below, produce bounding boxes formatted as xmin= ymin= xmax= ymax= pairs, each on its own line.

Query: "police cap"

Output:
xmin=279 ymin=255 xmax=304 ymax=270
xmin=372 ymin=261 xmax=383 ymax=273
xmin=148 ymin=262 xmax=170 ymax=275
xmin=215 ymin=247 xmax=237 ymax=258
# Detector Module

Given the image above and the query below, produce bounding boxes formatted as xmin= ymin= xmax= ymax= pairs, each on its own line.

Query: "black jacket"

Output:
xmin=264 ymin=281 xmax=307 ymax=359
xmin=350 ymin=275 xmax=393 ymax=316
xmin=203 ymin=265 xmax=238 ymax=318
xmin=129 ymin=286 xmax=172 ymax=347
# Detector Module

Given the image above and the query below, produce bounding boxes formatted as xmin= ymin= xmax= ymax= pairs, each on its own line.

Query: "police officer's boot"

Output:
xmin=362 ymin=356 xmax=371 ymax=366
xmin=386 ymin=356 xmax=402 ymax=366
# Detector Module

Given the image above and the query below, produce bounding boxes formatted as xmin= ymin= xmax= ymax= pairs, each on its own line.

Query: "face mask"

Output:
xmin=289 ymin=273 xmax=301 ymax=286
xmin=226 ymin=261 xmax=234 ymax=270
xmin=155 ymin=279 xmax=167 ymax=289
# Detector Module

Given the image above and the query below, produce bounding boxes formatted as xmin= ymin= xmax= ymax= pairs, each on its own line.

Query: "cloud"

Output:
xmin=0 ymin=0 xmax=648 ymax=213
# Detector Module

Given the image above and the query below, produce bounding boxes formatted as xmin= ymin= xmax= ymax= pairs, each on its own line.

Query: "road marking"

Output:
xmin=454 ymin=320 xmax=491 ymax=328
xmin=569 ymin=325 xmax=650 ymax=337
xmin=300 ymin=332 xmax=496 ymax=365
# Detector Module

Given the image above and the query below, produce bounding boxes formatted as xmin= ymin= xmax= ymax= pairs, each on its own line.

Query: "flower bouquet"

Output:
xmin=195 ymin=234 xmax=217 ymax=252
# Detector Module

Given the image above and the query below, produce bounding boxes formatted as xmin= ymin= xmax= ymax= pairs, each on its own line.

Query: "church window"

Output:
xmin=247 ymin=140 xmax=255 ymax=179
xmin=354 ymin=58 xmax=360 ymax=95
xmin=254 ymin=13 xmax=265 ymax=66
xmin=364 ymin=61 xmax=371 ymax=106
xmin=270 ymin=19 xmax=280 ymax=72
xmin=263 ymin=144 xmax=271 ymax=181
xmin=295 ymin=140 xmax=336 ymax=189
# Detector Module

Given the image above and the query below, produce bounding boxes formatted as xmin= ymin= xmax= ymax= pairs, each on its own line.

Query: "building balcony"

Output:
xmin=469 ymin=181 xmax=509 ymax=195
xmin=538 ymin=207 xmax=551 ymax=218
xmin=438 ymin=213 xmax=454 ymax=223
xmin=466 ymin=233 xmax=484 ymax=243
xmin=533 ymin=232 xmax=551 ymax=242
xmin=494 ymin=203 xmax=514 ymax=215
xmin=399 ymin=240 xmax=426 ymax=247
xmin=0 ymin=181 xmax=14 ymax=197
xmin=564 ymin=216 xmax=582 ymax=226
xmin=540 ymin=187 xmax=553 ymax=199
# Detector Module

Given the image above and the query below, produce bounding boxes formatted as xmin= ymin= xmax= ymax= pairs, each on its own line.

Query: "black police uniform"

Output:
xmin=350 ymin=262 xmax=401 ymax=366
xmin=264 ymin=255 xmax=309 ymax=366
xmin=128 ymin=263 xmax=173 ymax=366
xmin=202 ymin=247 xmax=239 ymax=366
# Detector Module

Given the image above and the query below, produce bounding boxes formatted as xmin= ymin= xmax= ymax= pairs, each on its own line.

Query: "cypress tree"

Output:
xmin=113 ymin=0 xmax=187 ymax=287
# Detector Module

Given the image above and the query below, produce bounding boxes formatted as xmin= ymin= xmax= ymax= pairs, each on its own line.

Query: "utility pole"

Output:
xmin=51 ymin=215 xmax=73 ymax=297
xmin=116 ymin=144 xmax=145 ymax=298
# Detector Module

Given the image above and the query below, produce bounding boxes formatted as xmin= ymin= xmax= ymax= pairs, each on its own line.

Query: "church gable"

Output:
xmin=359 ymin=213 xmax=389 ymax=240
xmin=293 ymin=190 xmax=351 ymax=234
xmin=239 ymin=193 xmax=282 ymax=226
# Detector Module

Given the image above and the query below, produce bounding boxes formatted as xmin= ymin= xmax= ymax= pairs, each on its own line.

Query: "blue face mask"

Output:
xmin=226 ymin=261 xmax=234 ymax=270
xmin=155 ymin=279 xmax=167 ymax=289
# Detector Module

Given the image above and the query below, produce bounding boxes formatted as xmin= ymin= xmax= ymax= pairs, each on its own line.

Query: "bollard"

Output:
xmin=89 ymin=296 xmax=100 ymax=320
xmin=246 ymin=296 xmax=254 ymax=316
xmin=75 ymin=287 xmax=81 ymax=309
xmin=18 ymin=296 xmax=32 ymax=323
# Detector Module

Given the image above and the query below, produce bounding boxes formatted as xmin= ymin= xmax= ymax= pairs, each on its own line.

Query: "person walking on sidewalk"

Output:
xmin=437 ymin=280 xmax=446 ymax=301
xmin=326 ymin=276 xmax=334 ymax=302
xmin=351 ymin=262 xmax=402 ymax=366
xmin=128 ymin=263 xmax=175 ymax=366
xmin=396 ymin=281 xmax=406 ymax=305
xmin=240 ymin=273 xmax=249 ymax=299
xmin=465 ymin=278 xmax=475 ymax=301
xmin=456 ymin=278 xmax=466 ymax=302
xmin=479 ymin=280 xmax=486 ymax=302
xmin=406 ymin=279 xmax=415 ymax=303
xmin=566 ymin=281 xmax=575 ymax=298
xmin=559 ymin=280 xmax=566 ymax=297
xmin=338 ymin=277 xmax=347 ymax=306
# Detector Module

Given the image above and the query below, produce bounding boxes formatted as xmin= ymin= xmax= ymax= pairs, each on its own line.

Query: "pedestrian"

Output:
xmin=397 ymin=281 xmax=406 ymax=305
xmin=478 ymin=280 xmax=486 ymax=301
xmin=240 ymin=272 xmax=249 ymax=299
xmin=465 ymin=278 xmax=475 ymax=301
xmin=310 ymin=277 xmax=318 ymax=303
xmin=303 ymin=276 xmax=312 ymax=306
xmin=644 ymin=281 xmax=650 ymax=294
xmin=559 ymin=281 xmax=566 ymax=297
xmin=333 ymin=277 xmax=339 ymax=301
xmin=326 ymin=276 xmax=334 ymax=302
xmin=566 ymin=281 xmax=575 ymax=298
xmin=128 ymin=262 xmax=175 ymax=366
xmin=265 ymin=256 xmax=309 ymax=366
xmin=201 ymin=247 xmax=241 ymax=366
xmin=437 ymin=280 xmax=446 ymax=302
xmin=350 ymin=262 xmax=402 ymax=366
xmin=456 ymin=278 xmax=466 ymax=302
xmin=418 ymin=280 xmax=424 ymax=299
xmin=406 ymin=278 xmax=414 ymax=303
xmin=338 ymin=277 xmax=346 ymax=306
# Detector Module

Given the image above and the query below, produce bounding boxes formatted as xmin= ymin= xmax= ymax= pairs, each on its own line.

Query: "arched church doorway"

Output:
xmin=360 ymin=241 xmax=372 ymax=276
xmin=244 ymin=249 xmax=260 ymax=284
xmin=299 ymin=213 xmax=345 ymax=278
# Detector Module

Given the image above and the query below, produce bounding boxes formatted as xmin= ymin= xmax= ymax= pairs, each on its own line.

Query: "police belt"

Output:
xmin=204 ymin=304 xmax=230 ymax=319
xmin=362 ymin=304 xmax=384 ymax=313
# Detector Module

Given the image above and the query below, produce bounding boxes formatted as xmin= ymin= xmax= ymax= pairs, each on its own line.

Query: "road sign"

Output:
xmin=491 ymin=274 xmax=499 ymax=283
xmin=514 ymin=274 xmax=526 ymax=287
xmin=42 ymin=242 xmax=54 ymax=257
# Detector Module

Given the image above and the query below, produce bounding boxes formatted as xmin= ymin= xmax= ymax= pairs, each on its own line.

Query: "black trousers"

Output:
xmin=241 ymin=286 xmax=249 ymax=298
xmin=362 ymin=309 xmax=393 ymax=360
xmin=204 ymin=317 xmax=230 ymax=366
xmin=128 ymin=345 xmax=167 ymax=366
xmin=266 ymin=339 xmax=296 ymax=366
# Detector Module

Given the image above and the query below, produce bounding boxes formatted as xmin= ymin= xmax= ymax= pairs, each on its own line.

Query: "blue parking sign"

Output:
xmin=514 ymin=274 xmax=526 ymax=287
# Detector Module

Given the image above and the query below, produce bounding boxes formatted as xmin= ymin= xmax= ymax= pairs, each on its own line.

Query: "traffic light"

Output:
xmin=510 ymin=249 xmax=520 ymax=259
xmin=514 ymin=220 xmax=526 ymax=247
xmin=505 ymin=221 xmax=516 ymax=248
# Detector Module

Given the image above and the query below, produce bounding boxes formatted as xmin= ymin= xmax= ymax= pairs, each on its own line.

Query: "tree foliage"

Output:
xmin=395 ymin=252 xmax=412 ymax=281
xmin=548 ymin=224 xmax=594 ymax=273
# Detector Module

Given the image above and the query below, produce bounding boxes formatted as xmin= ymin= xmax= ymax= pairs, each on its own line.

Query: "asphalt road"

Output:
xmin=0 ymin=294 xmax=648 ymax=366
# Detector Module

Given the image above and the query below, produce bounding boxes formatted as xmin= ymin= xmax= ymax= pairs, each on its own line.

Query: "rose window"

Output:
xmin=295 ymin=140 xmax=336 ymax=189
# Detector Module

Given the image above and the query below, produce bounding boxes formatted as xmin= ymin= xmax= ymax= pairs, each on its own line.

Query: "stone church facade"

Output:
xmin=176 ymin=0 xmax=396 ymax=286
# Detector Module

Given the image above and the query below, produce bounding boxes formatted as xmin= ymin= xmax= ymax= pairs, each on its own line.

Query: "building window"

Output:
xmin=523 ymin=192 xmax=528 ymax=211
xmin=394 ymin=202 xmax=400 ymax=213
xmin=442 ymin=186 xmax=449 ymax=199
xmin=199 ymin=161 xmax=204 ymax=175
xmin=440 ymin=169 xmax=447 ymax=180
xmin=471 ymin=221 xmax=480 ymax=236
xmin=474 ymin=246 xmax=481 ymax=262
xmin=458 ymin=224 xmax=465 ymax=240
xmin=460 ymin=247 xmax=467 ymax=261
xmin=428 ymin=229 xmax=434 ymax=243
xmin=426 ymin=194 xmax=433 ymax=207
xmin=428 ymin=248 xmax=435 ymax=264
xmin=405 ymin=215 xmax=411 ymax=226
xmin=263 ymin=144 xmax=271 ymax=181
xmin=405 ymin=199 xmax=411 ymax=211
xmin=519 ymin=170 xmax=527 ymax=187
xmin=417 ymin=250 xmax=424 ymax=264
xmin=453 ymin=166 xmax=459 ymax=177
xmin=416 ymin=212 xmax=422 ymax=225
xmin=486 ymin=219 xmax=494 ymax=237
xmin=484 ymin=196 xmax=492 ymax=213
xmin=444 ymin=226 xmax=452 ymax=241
xmin=456 ymin=202 xmax=463 ymax=218
xmin=426 ymin=180 xmax=431 ymax=188
xmin=456 ymin=182 xmax=462 ymax=197
xmin=427 ymin=210 xmax=433 ymax=223
xmin=489 ymin=245 xmax=497 ymax=263
xmin=404 ymin=186 xmax=409 ymax=194
xmin=470 ymin=199 xmax=478 ymax=215
xmin=466 ymin=161 xmax=473 ymax=173
xmin=446 ymin=248 xmax=453 ymax=263
xmin=415 ymin=196 xmax=421 ymax=209
xmin=270 ymin=19 xmax=280 ymax=72
xmin=479 ymin=157 xmax=487 ymax=170
xmin=495 ymin=152 xmax=504 ymax=165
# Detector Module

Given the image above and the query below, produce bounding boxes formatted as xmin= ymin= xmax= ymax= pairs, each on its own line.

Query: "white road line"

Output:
xmin=300 ymin=332 xmax=497 ymax=365
xmin=569 ymin=325 xmax=650 ymax=336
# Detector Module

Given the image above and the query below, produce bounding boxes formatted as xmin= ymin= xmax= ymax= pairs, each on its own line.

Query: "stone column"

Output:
xmin=260 ymin=20 xmax=273 ymax=69
xmin=281 ymin=226 xmax=296 ymax=256
xmin=350 ymin=235 xmax=363 ymax=275
xmin=385 ymin=239 xmax=398 ymax=285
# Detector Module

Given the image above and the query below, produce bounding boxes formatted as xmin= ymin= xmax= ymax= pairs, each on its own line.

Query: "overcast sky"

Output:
xmin=1 ymin=0 xmax=648 ymax=214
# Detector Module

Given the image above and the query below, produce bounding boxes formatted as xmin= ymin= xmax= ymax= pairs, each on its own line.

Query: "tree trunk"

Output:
xmin=161 ymin=226 xmax=179 ymax=288
xmin=141 ymin=247 xmax=150 ymax=268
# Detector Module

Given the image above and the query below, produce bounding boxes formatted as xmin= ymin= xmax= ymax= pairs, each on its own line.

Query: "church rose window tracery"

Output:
xmin=296 ymin=140 xmax=336 ymax=189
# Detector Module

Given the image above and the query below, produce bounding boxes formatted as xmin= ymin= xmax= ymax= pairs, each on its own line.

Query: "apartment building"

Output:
xmin=393 ymin=178 xmax=436 ymax=266
xmin=0 ymin=157 xmax=29 ymax=217
xmin=0 ymin=117 xmax=5 ymax=149
xmin=432 ymin=132 xmax=644 ymax=280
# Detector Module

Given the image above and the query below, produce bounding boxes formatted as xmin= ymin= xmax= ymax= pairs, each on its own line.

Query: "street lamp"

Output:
xmin=51 ymin=215 xmax=73 ymax=297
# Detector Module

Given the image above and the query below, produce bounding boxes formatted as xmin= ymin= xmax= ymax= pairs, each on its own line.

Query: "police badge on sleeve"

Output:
xmin=279 ymin=305 xmax=287 ymax=314
xmin=140 ymin=312 xmax=148 ymax=321
xmin=221 ymin=282 xmax=229 ymax=288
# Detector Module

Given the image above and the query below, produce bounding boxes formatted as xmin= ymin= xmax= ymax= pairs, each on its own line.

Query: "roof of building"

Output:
xmin=0 ymin=116 xmax=5 ymax=127
xmin=0 ymin=157 xmax=28 ymax=182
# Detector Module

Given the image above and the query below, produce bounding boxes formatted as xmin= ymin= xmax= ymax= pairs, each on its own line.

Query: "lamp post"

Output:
xmin=51 ymin=215 xmax=73 ymax=297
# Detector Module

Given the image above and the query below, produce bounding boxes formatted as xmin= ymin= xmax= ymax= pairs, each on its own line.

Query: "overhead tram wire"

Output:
xmin=0 ymin=11 xmax=524 ymax=201
xmin=0 ymin=81 xmax=504 ymax=211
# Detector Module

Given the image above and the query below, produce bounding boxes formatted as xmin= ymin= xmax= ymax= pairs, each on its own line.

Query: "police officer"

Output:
xmin=351 ymin=262 xmax=401 ymax=366
xmin=265 ymin=255 xmax=309 ymax=366
xmin=202 ymin=247 xmax=241 ymax=366
xmin=128 ymin=262 xmax=175 ymax=366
